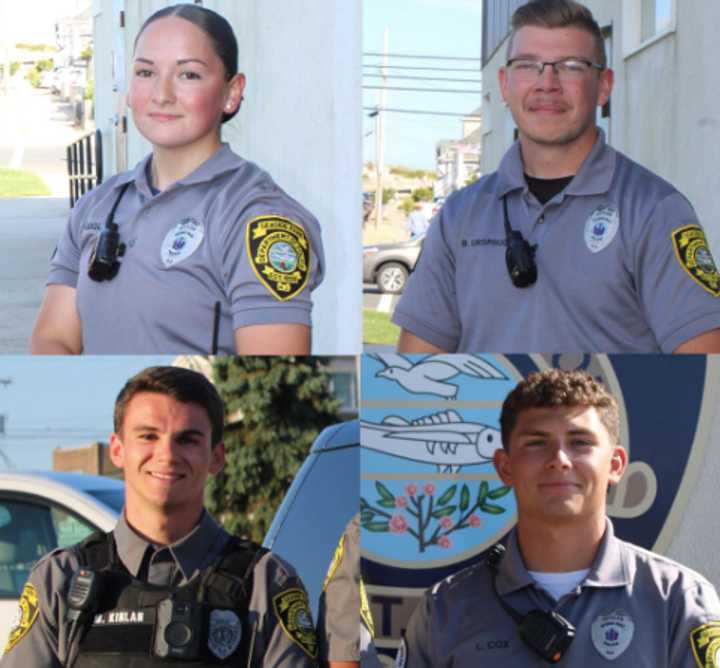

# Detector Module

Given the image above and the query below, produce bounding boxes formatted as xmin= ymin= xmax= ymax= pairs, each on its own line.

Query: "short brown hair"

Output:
xmin=114 ymin=366 xmax=225 ymax=445
xmin=507 ymin=0 xmax=607 ymax=68
xmin=500 ymin=369 xmax=619 ymax=448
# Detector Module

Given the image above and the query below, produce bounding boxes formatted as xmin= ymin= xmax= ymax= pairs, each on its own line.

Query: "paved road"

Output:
xmin=0 ymin=198 xmax=69 ymax=353
xmin=363 ymin=284 xmax=401 ymax=313
xmin=0 ymin=79 xmax=85 ymax=197
xmin=0 ymin=80 xmax=82 ymax=353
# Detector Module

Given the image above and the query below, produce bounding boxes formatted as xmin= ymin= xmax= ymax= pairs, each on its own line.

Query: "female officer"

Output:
xmin=30 ymin=4 xmax=324 ymax=355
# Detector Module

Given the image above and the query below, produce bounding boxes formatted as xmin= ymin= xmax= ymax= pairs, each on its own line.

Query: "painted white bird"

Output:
xmin=361 ymin=410 xmax=500 ymax=472
xmin=370 ymin=354 xmax=507 ymax=399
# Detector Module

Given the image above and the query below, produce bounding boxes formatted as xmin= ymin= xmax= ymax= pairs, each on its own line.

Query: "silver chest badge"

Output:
xmin=591 ymin=609 xmax=634 ymax=660
xmin=584 ymin=205 xmax=619 ymax=253
xmin=208 ymin=609 xmax=242 ymax=660
xmin=160 ymin=218 xmax=204 ymax=268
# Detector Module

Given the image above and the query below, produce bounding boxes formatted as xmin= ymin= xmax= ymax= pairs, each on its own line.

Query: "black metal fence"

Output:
xmin=67 ymin=130 xmax=103 ymax=207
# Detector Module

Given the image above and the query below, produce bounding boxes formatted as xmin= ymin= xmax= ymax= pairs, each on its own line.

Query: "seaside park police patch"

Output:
xmin=584 ymin=204 xmax=619 ymax=253
xmin=272 ymin=588 xmax=318 ymax=658
xmin=160 ymin=218 xmax=205 ymax=268
xmin=672 ymin=224 xmax=720 ymax=296
xmin=246 ymin=215 xmax=310 ymax=301
xmin=4 ymin=582 xmax=40 ymax=653
xmin=323 ymin=533 xmax=345 ymax=591
xmin=690 ymin=622 xmax=720 ymax=668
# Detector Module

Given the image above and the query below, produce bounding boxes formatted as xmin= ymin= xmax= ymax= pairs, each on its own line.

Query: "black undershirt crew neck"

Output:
xmin=524 ymin=174 xmax=574 ymax=205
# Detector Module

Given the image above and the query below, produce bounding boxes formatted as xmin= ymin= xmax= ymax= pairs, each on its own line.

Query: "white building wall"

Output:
xmin=480 ymin=0 xmax=720 ymax=257
xmin=662 ymin=356 xmax=720 ymax=589
xmin=93 ymin=0 xmax=361 ymax=354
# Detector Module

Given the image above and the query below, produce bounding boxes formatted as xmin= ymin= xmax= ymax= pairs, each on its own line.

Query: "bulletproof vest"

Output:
xmin=68 ymin=531 xmax=266 ymax=668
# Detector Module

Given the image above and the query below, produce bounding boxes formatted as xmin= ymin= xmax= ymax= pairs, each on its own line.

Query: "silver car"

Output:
xmin=363 ymin=235 xmax=425 ymax=294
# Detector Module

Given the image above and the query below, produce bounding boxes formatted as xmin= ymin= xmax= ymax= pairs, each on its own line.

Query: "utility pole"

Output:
xmin=373 ymin=27 xmax=388 ymax=229
xmin=0 ymin=378 xmax=12 ymax=469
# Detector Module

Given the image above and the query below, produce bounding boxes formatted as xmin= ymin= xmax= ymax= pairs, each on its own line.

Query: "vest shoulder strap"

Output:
xmin=75 ymin=530 xmax=116 ymax=572
xmin=204 ymin=537 xmax=269 ymax=604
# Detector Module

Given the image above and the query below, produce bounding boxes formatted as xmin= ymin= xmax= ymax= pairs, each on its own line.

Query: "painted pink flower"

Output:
xmin=389 ymin=514 xmax=408 ymax=534
xmin=423 ymin=483 xmax=436 ymax=496
xmin=469 ymin=514 xmax=481 ymax=528
xmin=405 ymin=484 xmax=418 ymax=496
xmin=440 ymin=516 xmax=453 ymax=529
xmin=395 ymin=496 xmax=408 ymax=508
xmin=438 ymin=535 xmax=452 ymax=549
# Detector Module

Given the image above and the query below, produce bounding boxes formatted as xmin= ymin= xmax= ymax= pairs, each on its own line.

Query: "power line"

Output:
xmin=364 ymin=73 xmax=482 ymax=84
xmin=364 ymin=52 xmax=481 ymax=62
xmin=363 ymin=64 xmax=481 ymax=73
xmin=363 ymin=106 xmax=481 ymax=119
xmin=364 ymin=85 xmax=481 ymax=94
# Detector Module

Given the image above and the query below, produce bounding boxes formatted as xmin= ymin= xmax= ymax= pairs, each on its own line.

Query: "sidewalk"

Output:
xmin=0 ymin=197 xmax=69 ymax=354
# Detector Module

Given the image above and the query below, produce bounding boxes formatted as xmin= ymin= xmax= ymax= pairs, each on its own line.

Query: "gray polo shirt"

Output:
xmin=393 ymin=131 xmax=720 ymax=352
xmin=49 ymin=144 xmax=325 ymax=354
xmin=399 ymin=520 xmax=720 ymax=667
xmin=1 ymin=510 xmax=319 ymax=667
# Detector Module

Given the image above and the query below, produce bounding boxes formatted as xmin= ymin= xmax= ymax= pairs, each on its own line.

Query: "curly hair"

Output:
xmin=500 ymin=368 xmax=618 ymax=448
xmin=507 ymin=0 xmax=607 ymax=68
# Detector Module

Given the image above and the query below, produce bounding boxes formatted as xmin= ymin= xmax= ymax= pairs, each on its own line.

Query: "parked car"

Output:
xmin=363 ymin=234 xmax=425 ymax=294
xmin=0 ymin=472 xmax=123 ymax=643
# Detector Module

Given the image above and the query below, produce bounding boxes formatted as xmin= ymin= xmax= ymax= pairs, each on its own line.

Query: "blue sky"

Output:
xmin=363 ymin=0 xmax=483 ymax=170
xmin=0 ymin=356 xmax=172 ymax=471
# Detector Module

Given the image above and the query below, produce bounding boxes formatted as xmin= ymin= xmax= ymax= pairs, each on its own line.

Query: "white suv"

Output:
xmin=0 ymin=472 xmax=123 ymax=645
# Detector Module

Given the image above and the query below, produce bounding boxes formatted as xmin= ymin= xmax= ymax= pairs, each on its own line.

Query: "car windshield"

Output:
xmin=85 ymin=489 xmax=125 ymax=513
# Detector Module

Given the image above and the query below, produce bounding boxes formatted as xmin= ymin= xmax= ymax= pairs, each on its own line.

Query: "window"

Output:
xmin=623 ymin=0 xmax=676 ymax=57
xmin=641 ymin=0 xmax=673 ymax=41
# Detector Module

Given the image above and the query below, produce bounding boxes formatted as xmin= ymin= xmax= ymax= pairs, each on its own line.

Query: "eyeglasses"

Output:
xmin=506 ymin=57 xmax=604 ymax=82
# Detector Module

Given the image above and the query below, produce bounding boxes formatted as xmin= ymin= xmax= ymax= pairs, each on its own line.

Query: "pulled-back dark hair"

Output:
xmin=135 ymin=4 xmax=240 ymax=123
xmin=114 ymin=366 xmax=225 ymax=446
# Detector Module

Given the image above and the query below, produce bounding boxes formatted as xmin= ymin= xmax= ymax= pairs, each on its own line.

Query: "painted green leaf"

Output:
xmin=488 ymin=486 xmax=512 ymax=499
xmin=437 ymin=485 xmax=457 ymax=506
xmin=432 ymin=505 xmax=456 ymax=518
xmin=481 ymin=503 xmax=505 ymax=515
xmin=378 ymin=499 xmax=396 ymax=509
xmin=365 ymin=521 xmax=390 ymax=532
xmin=460 ymin=485 xmax=470 ymax=511
xmin=477 ymin=481 xmax=489 ymax=505
xmin=375 ymin=481 xmax=395 ymax=502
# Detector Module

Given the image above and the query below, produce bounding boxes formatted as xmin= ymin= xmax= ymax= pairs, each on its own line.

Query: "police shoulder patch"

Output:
xmin=272 ymin=587 xmax=318 ymax=658
xmin=360 ymin=579 xmax=376 ymax=637
xmin=672 ymin=224 xmax=720 ymax=296
xmin=690 ymin=621 xmax=720 ymax=667
xmin=4 ymin=582 xmax=40 ymax=653
xmin=246 ymin=215 xmax=311 ymax=301
xmin=322 ymin=533 xmax=345 ymax=592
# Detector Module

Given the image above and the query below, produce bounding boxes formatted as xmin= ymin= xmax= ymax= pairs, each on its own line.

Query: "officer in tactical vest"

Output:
xmin=0 ymin=366 xmax=318 ymax=667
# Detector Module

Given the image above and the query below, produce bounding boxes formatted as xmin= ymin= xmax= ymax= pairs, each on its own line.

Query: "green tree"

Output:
xmin=412 ymin=187 xmax=434 ymax=202
xmin=400 ymin=197 xmax=415 ymax=216
xmin=382 ymin=187 xmax=395 ymax=205
xmin=205 ymin=356 xmax=341 ymax=542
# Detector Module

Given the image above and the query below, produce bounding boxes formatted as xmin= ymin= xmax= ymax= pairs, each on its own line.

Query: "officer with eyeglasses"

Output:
xmin=393 ymin=0 xmax=720 ymax=354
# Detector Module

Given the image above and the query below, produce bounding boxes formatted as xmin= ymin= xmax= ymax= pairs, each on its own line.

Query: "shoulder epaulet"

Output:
xmin=74 ymin=530 xmax=115 ymax=571
xmin=205 ymin=536 xmax=268 ymax=604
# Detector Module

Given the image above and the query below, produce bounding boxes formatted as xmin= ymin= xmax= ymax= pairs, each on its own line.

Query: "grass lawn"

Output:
xmin=364 ymin=309 xmax=400 ymax=345
xmin=0 ymin=168 xmax=51 ymax=197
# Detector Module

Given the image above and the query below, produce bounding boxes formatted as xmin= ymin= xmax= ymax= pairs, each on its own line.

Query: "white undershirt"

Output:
xmin=527 ymin=568 xmax=590 ymax=601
